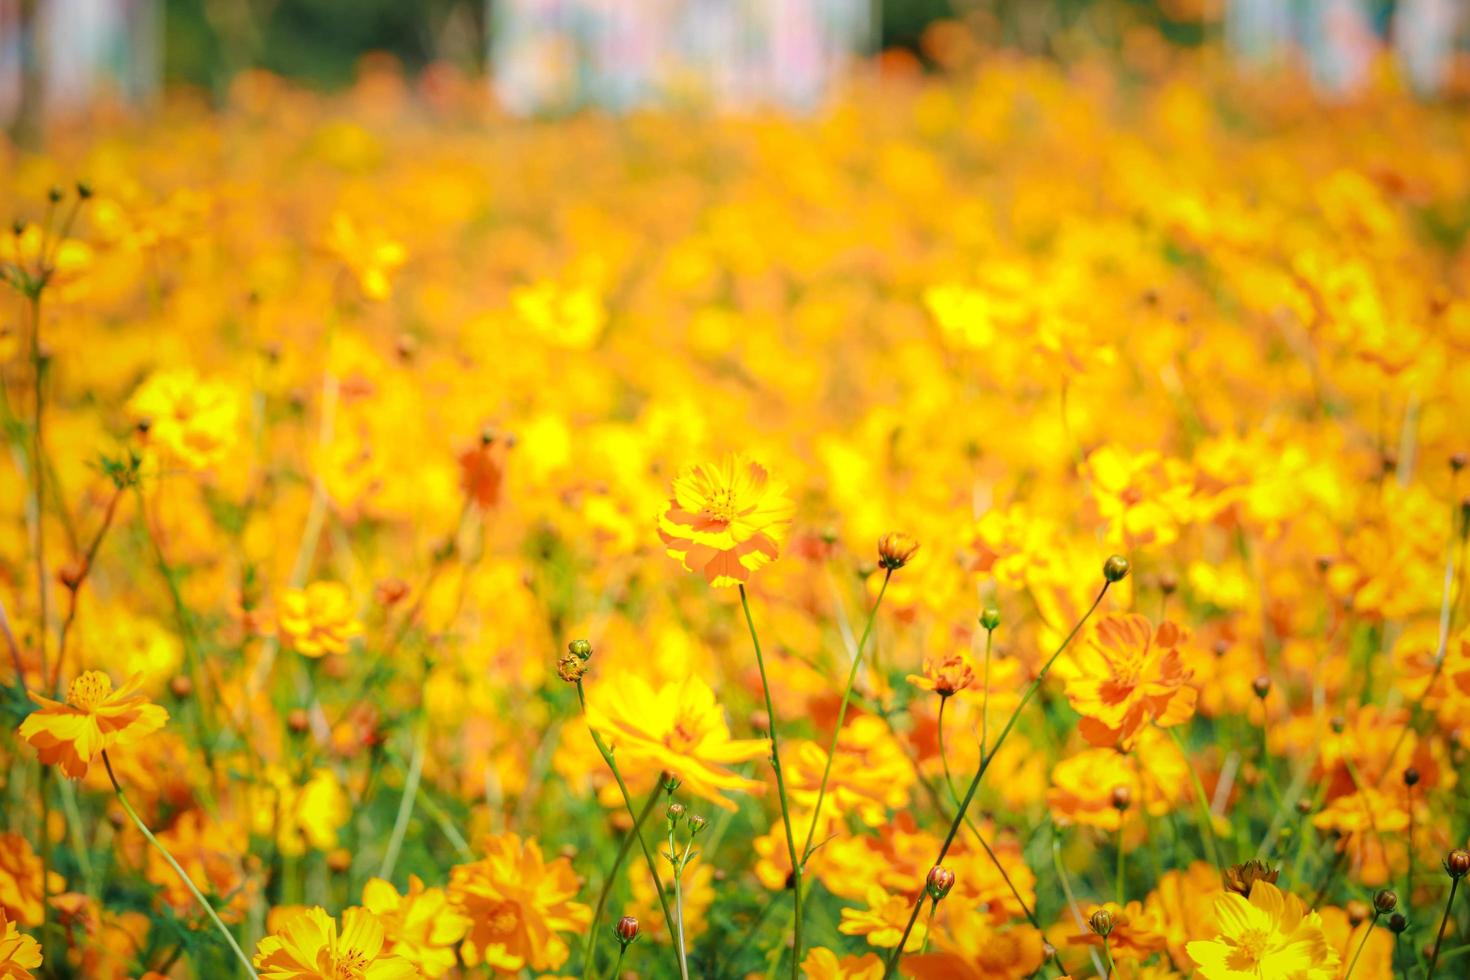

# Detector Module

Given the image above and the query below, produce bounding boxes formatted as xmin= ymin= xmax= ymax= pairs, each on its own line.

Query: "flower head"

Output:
xmin=361 ymin=875 xmax=470 ymax=978
xmin=584 ymin=674 xmax=768 ymax=810
xmin=659 ymin=453 xmax=794 ymax=587
xmin=801 ymin=946 xmax=885 ymax=979
xmin=126 ymin=368 xmax=241 ymax=471
xmin=447 ymin=831 xmax=592 ymax=971
xmin=279 ymin=582 xmax=364 ymax=657
xmin=17 ymin=672 xmax=168 ymax=778
xmin=839 ymin=886 xmax=927 ymax=951
xmin=253 ymin=906 xmax=415 ymax=980
xmin=1064 ymin=614 xmax=1197 ymax=748
xmin=907 ymin=653 xmax=975 ymax=698
xmin=0 ymin=909 xmax=41 ymax=980
xmin=1185 ymin=880 xmax=1341 ymax=980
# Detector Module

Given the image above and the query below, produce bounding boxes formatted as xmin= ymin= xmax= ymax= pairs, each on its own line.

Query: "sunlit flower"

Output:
xmin=361 ymin=875 xmax=470 ymax=978
xmin=146 ymin=810 xmax=255 ymax=923
xmin=1185 ymin=880 xmax=1340 ymax=979
xmin=324 ymin=212 xmax=406 ymax=301
xmin=0 ymin=909 xmax=41 ymax=980
xmin=903 ymin=902 xmax=1046 ymax=979
xmin=126 ymin=368 xmax=241 ymax=471
xmin=447 ymin=831 xmax=591 ymax=971
xmin=801 ymin=946 xmax=885 ymax=979
xmin=279 ymin=582 xmax=364 ymax=657
xmin=583 ymin=674 xmax=768 ymax=810
xmin=659 ymin=453 xmax=794 ymax=587
xmin=0 ymin=835 xmax=52 ymax=928
xmin=254 ymin=906 xmax=414 ymax=980
xmin=17 ymin=672 xmax=168 ymax=779
xmin=838 ymin=886 xmax=926 ymax=951
xmin=906 ymin=653 xmax=975 ymax=698
xmin=1063 ymin=614 xmax=1197 ymax=748
xmin=512 ymin=279 xmax=606 ymax=350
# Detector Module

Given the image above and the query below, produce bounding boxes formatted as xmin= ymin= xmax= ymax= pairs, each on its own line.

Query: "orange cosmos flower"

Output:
xmin=279 ymin=582 xmax=364 ymax=657
xmin=0 ymin=909 xmax=41 ymax=980
xmin=17 ymin=672 xmax=168 ymax=779
xmin=253 ymin=906 xmax=414 ymax=980
xmin=904 ymin=902 xmax=1046 ymax=980
xmin=658 ymin=453 xmax=795 ymax=587
xmin=1063 ymin=614 xmax=1197 ymax=748
xmin=583 ymin=674 xmax=768 ymax=810
xmin=446 ymin=832 xmax=592 ymax=972
xmin=906 ymin=653 xmax=976 ymax=698
xmin=0 ymin=835 xmax=57 ymax=927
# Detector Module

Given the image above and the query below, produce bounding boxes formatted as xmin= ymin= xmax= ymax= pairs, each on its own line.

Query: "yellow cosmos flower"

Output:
xmin=253 ymin=906 xmax=415 ymax=980
xmin=126 ymin=368 xmax=241 ymax=471
xmin=324 ymin=211 xmax=406 ymax=301
xmin=838 ymin=886 xmax=926 ymax=952
xmin=583 ymin=673 xmax=768 ymax=810
xmin=659 ymin=453 xmax=795 ymax=587
xmin=0 ymin=222 xmax=92 ymax=295
xmin=1063 ymin=614 xmax=1197 ymax=748
xmin=1185 ymin=880 xmax=1341 ymax=980
xmin=800 ymin=946 xmax=885 ymax=979
xmin=17 ymin=672 xmax=168 ymax=779
xmin=361 ymin=875 xmax=469 ymax=979
xmin=447 ymin=832 xmax=592 ymax=972
xmin=279 ymin=582 xmax=364 ymax=657
xmin=0 ymin=909 xmax=41 ymax=980
xmin=512 ymin=279 xmax=606 ymax=350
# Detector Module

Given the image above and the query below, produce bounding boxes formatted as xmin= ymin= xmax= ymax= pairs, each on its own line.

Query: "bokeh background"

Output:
xmin=1 ymin=0 xmax=1466 ymax=139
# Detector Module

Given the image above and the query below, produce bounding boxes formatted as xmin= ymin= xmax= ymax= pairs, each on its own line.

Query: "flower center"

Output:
xmin=487 ymin=900 xmax=520 ymax=934
xmin=1225 ymin=928 xmax=1270 ymax=970
xmin=702 ymin=487 xmax=739 ymax=523
xmin=66 ymin=671 xmax=113 ymax=711
xmin=332 ymin=950 xmax=368 ymax=980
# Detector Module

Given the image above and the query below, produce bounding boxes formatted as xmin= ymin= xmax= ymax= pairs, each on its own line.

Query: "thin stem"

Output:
xmin=583 ymin=786 xmax=662 ymax=978
xmin=28 ymin=291 xmax=46 ymax=684
xmin=102 ymin=751 xmax=258 ymax=978
xmin=1116 ymin=818 xmax=1126 ymax=905
xmin=713 ymin=892 xmax=778 ymax=980
xmin=800 ymin=568 xmax=890 ymax=862
xmin=979 ymin=624 xmax=994 ymax=759
xmin=1166 ymin=725 xmax=1222 ymax=869
xmin=377 ymin=714 xmax=427 ymax=879
xmin=738 ymin=583 xmax=802 ymax=978
xmin=883 ymin=579 xmax=1113 ymax=977
xmin=576 ymin=681 xmax=681 ymax=973
xmin=1102 ymin=936 xmax=1116 ymax=979
xmin=51 ymin=481 xmax=124 ymax=691
xmin=1427 ymin=877 xmax=1462 ymax=980
xmin=936 ymin=696 xmax=959 ymax=803
xmin=668 ymin=811 xmax=691 ymax=980
xmin=1343 ymin=911 xmax=1380 ymax=980
xmin=610 ymin=943 xmax=628 ymax=980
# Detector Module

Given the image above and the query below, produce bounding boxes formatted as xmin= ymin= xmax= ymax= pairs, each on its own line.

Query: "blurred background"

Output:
xmin=0 ymin=0 xmax=1465 ymax=140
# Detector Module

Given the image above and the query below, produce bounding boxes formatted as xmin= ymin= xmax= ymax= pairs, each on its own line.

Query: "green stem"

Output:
xmin=937 ymin=696 xmax=959 ymax=803
xmin=1116 ymin=819 xmax=1126 ymax=906
xmin=103 ymin=752 xmax=258 ymax=979
xmin=583 ymin=785 xmax=661 ymax=977
xmin=980 ymin=624 xmax=994 ymax=759
xmin=801 ymin=568 xmax=890 ymax=861
xmin=1427 ymin=877 xmax=1462 ymax=980
xmin=576 ymin=681 xmax=682 ymax=974
xmin=377 ymin=714 xmax=426 ymax=880
xmin=1343 ymin=911 xmax=1380 ymax=980
xmin=1102 ymin=936 xmax=1115 ymax=979
xmin=1166 ymin=725 xmax=1222 ymax=869
xmin=738 ymin=583 xmax=803 ymax=979
xmin=882 ymin=579 xmax=1113 ymax=978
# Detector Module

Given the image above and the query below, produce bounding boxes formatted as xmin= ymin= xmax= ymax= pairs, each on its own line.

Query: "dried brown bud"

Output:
xmin=926 ymin=866 xmax=956 ymax=901
xmin=1088 ymin=907 xmax=1116 ymax=937
xmin=556 ymin=652 xmax=589 ymax=684
xmin=1387 ymin=913 xmax=1408 ymax=934
xmin=1223 ymin=860 xmax=1280 ymax=898
xmin=1252 ymin=676 xmax=1271 ymax=700
xmin=1403 ymin=767 xmax=1420 ymax=788
xmin=877 ymin=532 xmax=920 ymax=571
xmin=1445 ymin=848 xmax=1470 ymax=879
xmin=287 ymin=708 xmax=310 ymax=734
xmin=1110 ymin=785 xmax=1132 ymax=811
xmin=1374 ymin=889 xmax=1398 ymax=914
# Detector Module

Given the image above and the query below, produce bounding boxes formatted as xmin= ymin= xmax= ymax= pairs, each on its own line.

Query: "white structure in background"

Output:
xmin=0 ymin=0 xmax=159 ymax=127
xmin=1227 ymin=0 xmax=1464 ymax=96
xmin=488 ymin=0 xmax=875 ymax=114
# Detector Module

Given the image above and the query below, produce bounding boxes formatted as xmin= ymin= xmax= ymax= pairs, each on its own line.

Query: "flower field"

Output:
xmin=3 ymin=43 xmax=1470 ymax=980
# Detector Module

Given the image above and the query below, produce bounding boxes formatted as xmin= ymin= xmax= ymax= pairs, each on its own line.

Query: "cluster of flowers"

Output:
xmin=1 ymin=29 xmax=1469 ymax=980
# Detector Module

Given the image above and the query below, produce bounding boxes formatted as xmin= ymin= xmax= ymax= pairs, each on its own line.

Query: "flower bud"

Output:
xmin=556 ymin=652 xmax=589 ymax=684
xmin=1158 ymin=572 xmax=1177 ymax=595
xmin=374 ymin=578 xmax=410 ymax=606
xmin=1346 ymin=899 xmax=1370 ymax=926
xmin=1373 ymin=889 xmax=1398 ymax=914
xmin=1088 ymin=907 xmax=1115 ymax=937
xmin=1110 ymin=785 xmax=1132 ymax=811
xmin=687 ymin=814 xmax=708 ymax=835
xmin=169 ymin=675 xmax=193 ymax=699
xmin=667 ymin=802 xmax=685 ymax=823
xmin=1451 ymin=452 xmax=1467 ymax=473
xmin=1403 ymin=767 xmax=1420 ymax=788
xmin=1387 ymin=913 xmax=1408 ymax=934
xmin=877 ymin=532 xmax=919 ymax=571
xmin=287 ymin=708 xmax=310 ymax=734
xmin=979 ymin=606 xmax=1001 ymax=631
xmin=1103 ymin=555 xmax=1130 ymax=583
xmin=1445 ymin=848 xmax=1470 ymax=879
xmin=75 ymin=181 xmax=93 ymax=200
xmin=1252 ymin=676 xmax=1271 ymax=700
xmin=1223 ymin=860 xmax=1280 ymax=898
xmin=568 ymin=638 xmax=593 ymax=660
xmin=56 ymin=559 xmax=85 ymax=591
xmin=47 ymin=186 xmax=63 ymax=204
xmin=326 ymin=848 xmax=351 ymax=873
xmin=615 ymin=915 xmax=639 ymax=945
xmin=926 ymin=866 xmax=955 ymax=901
